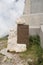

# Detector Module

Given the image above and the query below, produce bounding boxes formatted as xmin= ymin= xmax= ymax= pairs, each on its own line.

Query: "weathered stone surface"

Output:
xmin=8 ymin=44 xmax=26 ymax=52
xmin=17 ymin=18 xmax=26 ymax=24
xmin=12 ymin=44 xmax=26 ymax=52
xmin=7 ymin=40 xmax=26 ymax=52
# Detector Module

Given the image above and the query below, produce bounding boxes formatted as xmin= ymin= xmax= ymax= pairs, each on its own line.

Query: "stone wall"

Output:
xmin=30 ymin=0 xmax=43 ymax=13
xmin=24 ymin=0 xmax=43 ymax=26
xmin=29 ymin=26 xmax=40 ymax=35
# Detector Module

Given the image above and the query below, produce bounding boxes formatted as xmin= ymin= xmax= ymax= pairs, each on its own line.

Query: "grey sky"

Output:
xmin=0 ymin=0 xmax=25 ymax=37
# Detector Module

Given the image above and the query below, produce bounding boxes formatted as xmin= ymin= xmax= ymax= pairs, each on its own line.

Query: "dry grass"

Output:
xmin=0 ymin=36 xmax=8 ymax=50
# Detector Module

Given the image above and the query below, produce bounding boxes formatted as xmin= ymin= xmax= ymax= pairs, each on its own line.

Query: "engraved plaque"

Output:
xmin=17 ymin=24 xmax=29 ymax=44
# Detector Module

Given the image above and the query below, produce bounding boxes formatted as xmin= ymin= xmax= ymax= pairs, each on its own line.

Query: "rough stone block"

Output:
xmin=7 ymin=44 xmax=27 ymax=52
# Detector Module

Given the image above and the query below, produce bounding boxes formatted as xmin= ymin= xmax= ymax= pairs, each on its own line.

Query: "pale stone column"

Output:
xmin=24 ymin=0 xmax=30 ymax=15
xmin=22 ymin=0 xmax=30 ymax=26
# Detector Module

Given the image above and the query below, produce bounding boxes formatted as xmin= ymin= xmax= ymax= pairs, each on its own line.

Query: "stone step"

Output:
xmin=7 ymin=44 xmax=27 ymax=52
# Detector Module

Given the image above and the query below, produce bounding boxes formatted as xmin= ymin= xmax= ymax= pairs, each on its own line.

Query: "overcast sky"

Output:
xmin=0 ymin=0 xmax=25 ymax=37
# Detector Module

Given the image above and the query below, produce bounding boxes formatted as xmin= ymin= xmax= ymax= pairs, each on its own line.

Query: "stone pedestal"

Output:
xmin=7 ymin=18 xmax=29 ymax=52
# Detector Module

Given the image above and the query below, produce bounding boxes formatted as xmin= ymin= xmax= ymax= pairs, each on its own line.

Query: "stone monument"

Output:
xmin=7 ymin=0 xmax=29 ymax=52
xmin=7 ymin=18 xmax=29 ymax=52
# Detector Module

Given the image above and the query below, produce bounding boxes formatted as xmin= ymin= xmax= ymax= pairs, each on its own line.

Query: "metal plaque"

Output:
xmin=17 ymin=24 xmax=29 ymax=44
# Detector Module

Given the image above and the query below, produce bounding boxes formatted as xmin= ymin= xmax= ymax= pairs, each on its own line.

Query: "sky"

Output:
xmin=0 ymin=0 xmax=25 ymax=38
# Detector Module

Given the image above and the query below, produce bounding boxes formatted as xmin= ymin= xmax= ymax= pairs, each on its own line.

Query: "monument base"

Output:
xmin=7 ymin=44 xmax=27 ymax=52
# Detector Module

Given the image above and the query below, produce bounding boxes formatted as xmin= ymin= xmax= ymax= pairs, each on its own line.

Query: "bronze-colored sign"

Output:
xmin=17 ymin=24 xmax=29 ymax=45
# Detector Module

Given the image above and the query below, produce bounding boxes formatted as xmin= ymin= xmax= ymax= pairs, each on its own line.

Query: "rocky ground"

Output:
xmin=0 ymin=49 xmax=28 ymax=65
xmin=0 ymin=38 xmax=28 ymax=65
xmin=0 ymin=53 xmax=28 ymax=65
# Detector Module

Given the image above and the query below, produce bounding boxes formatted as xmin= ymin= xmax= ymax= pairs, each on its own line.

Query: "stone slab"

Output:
xmin=7 ymin=44 xmax=27 ymax=52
